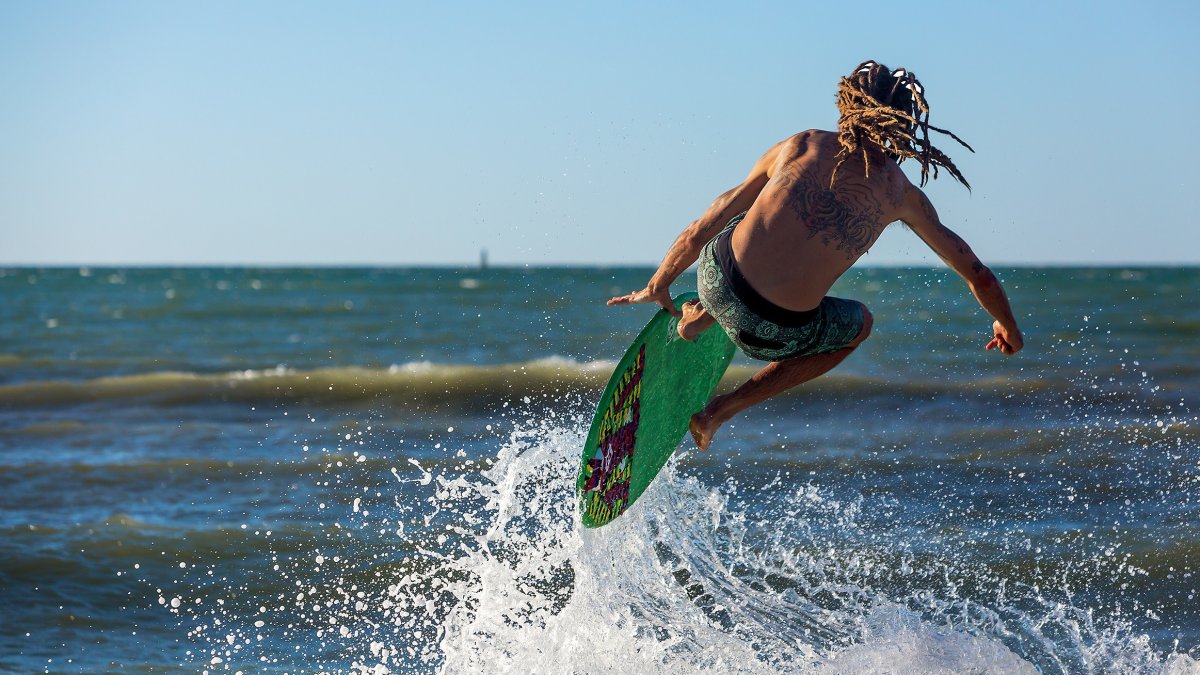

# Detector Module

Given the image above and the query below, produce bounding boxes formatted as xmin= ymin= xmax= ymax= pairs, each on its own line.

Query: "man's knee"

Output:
xmin=850 ymin=303 xmax=873 ymax=347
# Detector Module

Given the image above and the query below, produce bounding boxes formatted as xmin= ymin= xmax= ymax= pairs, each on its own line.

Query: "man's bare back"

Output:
xmin=608 ymin=61 xmax=1024 ymax=450
xmin=733 ymin=130 xmax=906 ymax=311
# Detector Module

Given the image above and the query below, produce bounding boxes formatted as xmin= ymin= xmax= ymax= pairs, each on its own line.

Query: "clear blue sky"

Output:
xmin=1 ymin=1 xmax=1196 ymax=266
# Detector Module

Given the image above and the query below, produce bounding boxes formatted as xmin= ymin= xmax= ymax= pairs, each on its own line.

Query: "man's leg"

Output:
xmin=677 ymin=299 xmax=716 ymax=341
xmin=689 ymin=304 xmax=873 ymax=450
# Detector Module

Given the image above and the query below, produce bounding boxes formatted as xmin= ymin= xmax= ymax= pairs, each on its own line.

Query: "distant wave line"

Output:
xmin=0 ymin=359 xmax=1067 ymax=409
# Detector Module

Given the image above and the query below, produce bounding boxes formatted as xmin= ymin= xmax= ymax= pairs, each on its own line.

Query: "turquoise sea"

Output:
xmin=1 ymin=266 xmax=1198 ymax=673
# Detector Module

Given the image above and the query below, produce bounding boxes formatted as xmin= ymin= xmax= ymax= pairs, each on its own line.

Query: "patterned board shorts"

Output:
xmin=696 ymin=213 xmax=865 ymax=362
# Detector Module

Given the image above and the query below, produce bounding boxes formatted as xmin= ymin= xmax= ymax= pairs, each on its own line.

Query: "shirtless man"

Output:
xmin=608 ymin=61 xmax=1024 ymax=450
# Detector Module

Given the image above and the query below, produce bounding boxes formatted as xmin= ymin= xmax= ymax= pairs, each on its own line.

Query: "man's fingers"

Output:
xmin=608 ymin=288 xmax=682 ymax=315
xmin=987 ymin=336 xmax=1015 ymax=354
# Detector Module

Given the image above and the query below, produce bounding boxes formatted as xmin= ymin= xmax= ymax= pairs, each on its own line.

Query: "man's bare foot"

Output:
xmin=677 ymin=299 xmax=716 ymax=341
xmin=689 ymin=409 xmax=721 ymax=451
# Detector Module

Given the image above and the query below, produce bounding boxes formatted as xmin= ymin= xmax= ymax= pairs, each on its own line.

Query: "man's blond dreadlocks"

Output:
xmin=833 ymin=60 xmax=974 ymax=190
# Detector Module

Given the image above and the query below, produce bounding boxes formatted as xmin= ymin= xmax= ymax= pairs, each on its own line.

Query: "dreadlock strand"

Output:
xmin=925 ymin=123 xmax=975 ymax=153
xmin=926 ymin=146 xmax=970 ymax=190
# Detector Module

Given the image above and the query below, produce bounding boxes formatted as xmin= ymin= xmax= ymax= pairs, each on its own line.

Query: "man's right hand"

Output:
xmin=607 ymin=286 xmax=682 ymax=316
xmin=986 ymin=321 xmax=1024 ymax=355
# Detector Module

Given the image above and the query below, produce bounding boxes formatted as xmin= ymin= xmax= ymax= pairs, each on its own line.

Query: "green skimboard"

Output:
xmin=576 ymin=292 xmax=734 ymax=528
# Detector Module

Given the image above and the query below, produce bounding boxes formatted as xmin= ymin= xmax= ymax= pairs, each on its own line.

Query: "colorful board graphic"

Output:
xmin=577 ymin=292 xmax=735 ymax=527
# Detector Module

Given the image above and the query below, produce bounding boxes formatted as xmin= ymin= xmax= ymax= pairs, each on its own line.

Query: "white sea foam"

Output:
xmin=160 ymin=408 xmax=1199 ymax=674
xmin=386 ymin=356 xmax=617 ymax=375
xmin=425 ymin=416 xmax=1196 ymax=674
xmin=816 ymin=604 xmax=1037 ymax=674
xmin=388 ymin=360 xmax=438 ymax=374
xmin=527 ymin=354 xmax=618 ymax=372
xmin=229 ymin=364 xmax=294 ymax=380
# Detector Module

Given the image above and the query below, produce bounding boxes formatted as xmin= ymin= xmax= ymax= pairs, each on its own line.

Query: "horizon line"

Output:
xmin=4 ymin=261 xmax=1199 ymax=270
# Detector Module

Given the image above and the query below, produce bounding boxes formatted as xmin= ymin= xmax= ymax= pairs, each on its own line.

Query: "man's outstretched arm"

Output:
xmin=607 ymin=139 xmax=786 ymax=315
xmin=900 ymin=186 xmax=1024 ymax=355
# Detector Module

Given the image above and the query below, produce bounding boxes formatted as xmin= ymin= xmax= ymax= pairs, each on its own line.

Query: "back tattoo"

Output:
xmin=772 ymin=166 xmax=886 ymax=260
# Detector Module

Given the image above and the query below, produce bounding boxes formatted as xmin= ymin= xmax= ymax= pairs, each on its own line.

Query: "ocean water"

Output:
xmin=1 ymin=265 xmax=1199 ymax=674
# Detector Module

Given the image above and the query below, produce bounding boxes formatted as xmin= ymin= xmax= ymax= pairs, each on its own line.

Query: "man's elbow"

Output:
xmin=968 ymin=264 xmax=998 ymax=293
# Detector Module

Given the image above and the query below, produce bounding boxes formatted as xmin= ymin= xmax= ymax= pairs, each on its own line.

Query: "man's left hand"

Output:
xmin=607 ymin=286 xmax=681 ymax=316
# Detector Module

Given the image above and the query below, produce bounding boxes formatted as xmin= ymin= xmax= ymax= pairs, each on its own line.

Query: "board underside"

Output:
xmin=576 ymin=292 xmax=734 ymax=528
